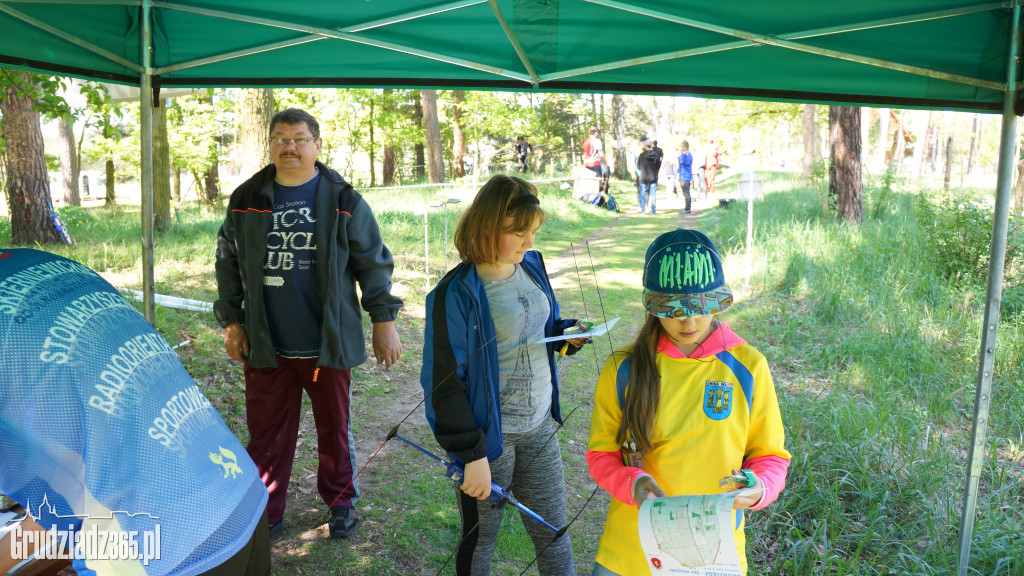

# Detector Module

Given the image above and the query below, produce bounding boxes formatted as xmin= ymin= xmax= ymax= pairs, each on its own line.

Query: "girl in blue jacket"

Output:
xmin=420 ymin=174 xmax=585 ymax=575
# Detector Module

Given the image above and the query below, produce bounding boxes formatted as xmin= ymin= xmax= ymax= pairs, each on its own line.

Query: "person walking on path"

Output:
xmin=214 ymin=108 xmax=404 ymax=540
xmin=677 ymin=140 xmax=694 ymax=214
xmin=636 ymin=139 xmax=662 ymax=214
xmin=587 ymin=228 xmax=791 ymax=576
xmin=421 ymin=175 xmax=587 ymax=575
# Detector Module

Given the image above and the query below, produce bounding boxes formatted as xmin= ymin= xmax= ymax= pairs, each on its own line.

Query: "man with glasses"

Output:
xmin=214 ymin=108 xmax=404 ymax=541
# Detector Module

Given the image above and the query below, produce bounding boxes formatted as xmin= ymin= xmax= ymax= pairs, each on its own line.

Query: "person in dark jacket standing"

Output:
xmin=214 ymin=108 xmax=404 ymax=540
xmin=514 ymin=135 xmax=533 ymax=172
xmin=636 ymin=139 xmax=663 ymax=214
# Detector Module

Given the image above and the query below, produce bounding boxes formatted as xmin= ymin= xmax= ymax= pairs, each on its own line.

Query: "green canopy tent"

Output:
xmin=0 ymin=1 xmax=1019 ymax=572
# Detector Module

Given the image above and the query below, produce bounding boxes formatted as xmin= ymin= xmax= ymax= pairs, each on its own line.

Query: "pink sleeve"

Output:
xmin=586 ymin=449 xmax=648 ymax=506
xmin=742 ymin=454 xmax=790 ymax=510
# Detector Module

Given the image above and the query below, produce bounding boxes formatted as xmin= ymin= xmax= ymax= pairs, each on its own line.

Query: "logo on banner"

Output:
xmin=209 ymin=446 xmax=243 ymax=479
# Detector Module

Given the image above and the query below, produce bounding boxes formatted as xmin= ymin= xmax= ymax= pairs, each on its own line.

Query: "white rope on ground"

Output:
xmin=123 ymin=289 xmax=213 ymax=313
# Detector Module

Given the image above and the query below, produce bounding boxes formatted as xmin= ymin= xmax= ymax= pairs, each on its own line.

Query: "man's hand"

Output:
xmin=224 ymin=323 xmax=249 ymax=363
xmin=372 ymin=321 xmax=403 ymax=369
xmin=461 ymin=458 xmax=492 ymax=501
xmin=633 ymin=475 xmax=666 ymax=508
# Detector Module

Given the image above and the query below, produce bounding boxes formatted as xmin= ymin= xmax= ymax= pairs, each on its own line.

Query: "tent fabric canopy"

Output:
xmin=0 ymin=0 xmax=1017 ymax=112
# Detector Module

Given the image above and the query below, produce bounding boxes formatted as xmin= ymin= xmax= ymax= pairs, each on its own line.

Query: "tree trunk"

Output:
xmin=802 ymin=104 xmax=817 ymax=178
xmin=877 ymin=108 xmax=890 ymax=166
xmin=413 ymin=92 xmax=425 ymax=180
xmin=201 ymin=94 xmax=220 ymax=203
xmin=105 ymin=158 xmax=115 ymax=206
xmin=368 ymin=96 xmax=376 ymax=188
xmin=612 ymin=94 xmax=628 ymax=179
xmin=1015 ymin=152 xmax=1024 ymax=213
xmin=58 ymin=116 xmax=80 ymax=206
xmin=975 ymin=116 xmax=984 ymax=172
xmin=153 ymin=99 xmax=172 ymax=232
xmin=383 ymin=146 xmax=396 ymax=185
xmin=172 ymin=165 xmax=181 ymax=202
xmin=943 ymin=136 xmax=954 ymax=193
xmin=104 ymin=111 xmax=116 ymax=207
xmin=452 ymin=90 xmax=466 ymax=179
xmin=828 ymin=105 xmax=863 ymax=222
xmin=237 ymin=88 xmax=274 ymax=178
xmin=590 ymin=94 xmax=598 ymax=132
xmin=203 ymin=165 xmax=219 ymax=203
xmin=893 ymin=113 xmax=907 ymax=173
xmin=421 ymin=89 xmax=444 ymax=184
xmin=915 ymin=110 xmax=932 ymax=179
xmin=0 ymin=71 xmax=61 ymax=244
xmin=967 ymin=114 xmax=978 ymax=174
xmin=381 ymin=89 xmax=397 ymax=185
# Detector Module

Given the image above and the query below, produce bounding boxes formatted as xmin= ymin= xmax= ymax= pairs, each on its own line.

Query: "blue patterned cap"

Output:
xmin=642 ymin=228 xmax=733 ymax=318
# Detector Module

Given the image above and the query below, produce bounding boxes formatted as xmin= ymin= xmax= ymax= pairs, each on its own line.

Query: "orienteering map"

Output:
xmin=637 ymin=493 xmax=743 ymax=575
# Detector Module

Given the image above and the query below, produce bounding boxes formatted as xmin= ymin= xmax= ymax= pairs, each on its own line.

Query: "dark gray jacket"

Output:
xmin=214 ymin=162 xmax=402 ymax=370
xmin=637 ymin=148 xmax=663 ymax=184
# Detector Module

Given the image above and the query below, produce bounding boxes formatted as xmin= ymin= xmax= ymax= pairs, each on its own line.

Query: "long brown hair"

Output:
xmin=615 ymin=314 xmax=664 ymax=453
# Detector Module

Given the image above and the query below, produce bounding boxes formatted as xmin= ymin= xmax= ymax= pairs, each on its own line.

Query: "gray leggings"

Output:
xmin=454 ymin=418 xmax=575 ymax=575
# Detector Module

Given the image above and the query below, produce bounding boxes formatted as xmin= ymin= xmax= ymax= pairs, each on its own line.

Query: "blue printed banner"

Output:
xmin=0 ymin=249 xmax=267 ymax=575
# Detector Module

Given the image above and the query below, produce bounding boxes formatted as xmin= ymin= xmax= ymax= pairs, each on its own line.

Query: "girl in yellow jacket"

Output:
xmin=587 ymin=228 xmax=791 ymax=575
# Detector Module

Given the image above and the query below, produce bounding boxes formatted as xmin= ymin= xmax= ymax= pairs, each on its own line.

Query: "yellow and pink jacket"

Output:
xmin=587 ymin=322 xmax=790 ymax=575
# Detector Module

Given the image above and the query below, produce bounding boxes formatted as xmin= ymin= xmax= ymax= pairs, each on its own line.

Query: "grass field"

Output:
xmin=3 ymin=169 xmax=1022 ymax=575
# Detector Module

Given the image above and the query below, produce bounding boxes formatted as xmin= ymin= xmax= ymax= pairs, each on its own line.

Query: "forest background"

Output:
xmin=0 ymin=81 xmax=1015 ymax=229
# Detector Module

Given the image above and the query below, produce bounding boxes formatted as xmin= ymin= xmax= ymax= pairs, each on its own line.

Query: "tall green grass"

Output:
xmin=700 ymin=172 xmax=1023 ymax=575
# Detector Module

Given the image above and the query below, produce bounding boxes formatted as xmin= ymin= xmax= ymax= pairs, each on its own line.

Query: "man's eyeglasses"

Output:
xmin=270 ymin=137 xmax=317 ymax=147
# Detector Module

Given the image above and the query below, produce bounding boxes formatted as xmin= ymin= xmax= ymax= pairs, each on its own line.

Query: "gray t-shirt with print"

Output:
xmin=481 ymin=264 xmax=552 ymax=433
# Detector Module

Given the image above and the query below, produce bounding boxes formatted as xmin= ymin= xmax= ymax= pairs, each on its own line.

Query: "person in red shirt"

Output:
xmin=582 ymin=127 xmax=610 ymax=194
xmin=704 ymin=138 xmax=721 ymax=196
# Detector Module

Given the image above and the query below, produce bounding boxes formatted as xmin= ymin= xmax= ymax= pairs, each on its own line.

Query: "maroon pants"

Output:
xmin=243 ymin=357 xmax=357 ymax=524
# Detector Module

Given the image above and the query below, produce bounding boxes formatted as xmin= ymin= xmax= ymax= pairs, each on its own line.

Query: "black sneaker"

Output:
xmin=328 ymin=505 xmax=359 ymax=538
xmin=269 ymin=519 xmax=285 ymax=538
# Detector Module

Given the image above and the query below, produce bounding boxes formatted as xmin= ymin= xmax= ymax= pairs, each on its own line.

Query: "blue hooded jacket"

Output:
xmin=420 ymin=251 xmax=576 ymax=465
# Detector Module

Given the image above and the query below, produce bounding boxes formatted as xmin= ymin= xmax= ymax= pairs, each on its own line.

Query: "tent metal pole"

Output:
xmin=151 ymin=0 xmax=530 ymax=83
xmin=0 ymin=2 xmax=142 ymax=72
xmin=343 ymin=0 xmax=485 ymax=33
xmin=581 ymin=0 xmax=1004 ymax=92
xmin=140 ymin=0 xmax=155 ymax=324
xmin=547 ymin=2 xmax=1001 ymax=83
xmin=156 ymin=0 xmax=487 ymax=74
xmin=956 ymin=2 xmax=1020 ymax=574
xmin=154 ymin=36 xmax=325 ymax=76
xmin=487 ymin=0 xmax=539 ymax=85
